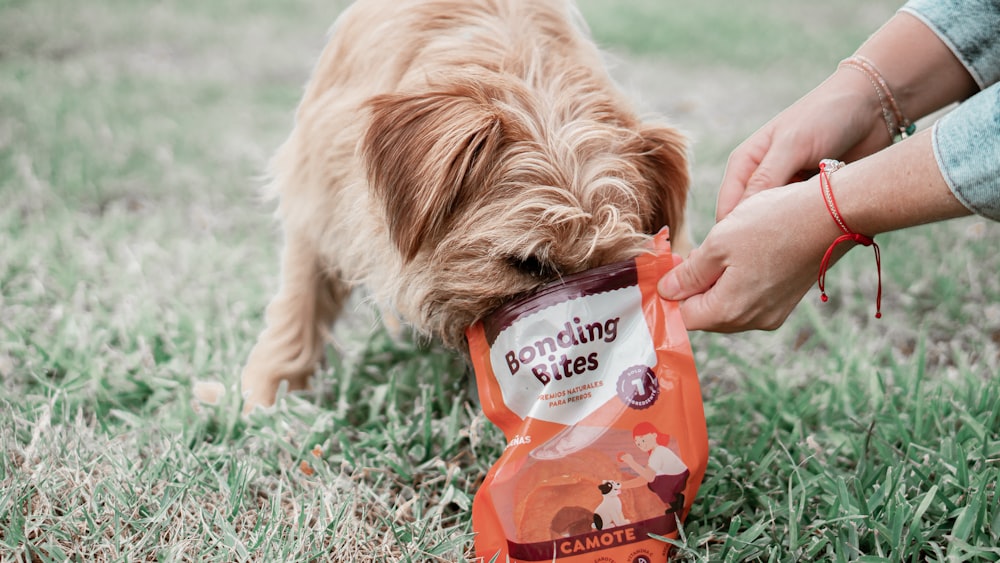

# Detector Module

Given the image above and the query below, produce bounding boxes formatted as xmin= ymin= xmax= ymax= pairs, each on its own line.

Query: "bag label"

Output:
xmin=489 ymin=284 xmax=655 ymax=425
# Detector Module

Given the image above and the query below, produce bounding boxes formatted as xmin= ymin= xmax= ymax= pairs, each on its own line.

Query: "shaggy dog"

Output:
xmin=240 ymin=0 xmax=690 ymax=412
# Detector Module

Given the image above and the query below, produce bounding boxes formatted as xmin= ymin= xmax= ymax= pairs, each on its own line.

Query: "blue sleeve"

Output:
xmin=931 ymin=83 xmax=1000 ymax=221
xmin=900 ymin=0 xmax=1000 ymax=89
xmin=902 ymin=0 xmax=1000 ymax=221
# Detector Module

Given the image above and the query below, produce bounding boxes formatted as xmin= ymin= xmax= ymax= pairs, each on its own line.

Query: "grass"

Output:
xmin=576 ymin=0 xmax=891 ymax=70
xmin=1 ymin=0 xmax=998 ymax=561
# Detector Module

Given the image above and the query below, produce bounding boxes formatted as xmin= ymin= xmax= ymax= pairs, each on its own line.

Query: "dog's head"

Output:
xmin=598 ymin=480 xmax=622 ymax=496
xmin=362 ymin=71 xmax=688 ymax=347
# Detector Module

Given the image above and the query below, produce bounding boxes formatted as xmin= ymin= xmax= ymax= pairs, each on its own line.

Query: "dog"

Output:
xmin=592 ymin=480 xmax=629 ymax=530
xmin=240 ymin=0 xmax=690 ymax=412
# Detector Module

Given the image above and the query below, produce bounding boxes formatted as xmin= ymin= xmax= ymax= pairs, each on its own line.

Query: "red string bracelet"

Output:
xmin=817 ymin=159 xmax=883 ymax=318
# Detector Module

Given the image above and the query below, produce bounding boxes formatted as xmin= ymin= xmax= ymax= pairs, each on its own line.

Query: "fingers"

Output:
xmin=660 ymin=258 xmax=735 ymax=333
xmin=672 ymin=283 xmax=724 ymax=332
xmin=716 ymin=141 xmax=766 ymax=222
xmin=658 ymin=246 xmax=723 ymax=303
xmin=717 ymin=132 xmax=804 ymax=221
xmin=743 ymin=147 xmax=805 ymax=198
xmin=661 ymin=185 xmax=819 ymax=332
xmin=660 ymin=251 xmax=747 ymax=332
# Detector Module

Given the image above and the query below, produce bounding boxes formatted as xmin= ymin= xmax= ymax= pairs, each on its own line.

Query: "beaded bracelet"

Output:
xmin=816 ymin=159 xmax=883 ymax=319
xmin=839 ymin=55 xmax=915 ymax=142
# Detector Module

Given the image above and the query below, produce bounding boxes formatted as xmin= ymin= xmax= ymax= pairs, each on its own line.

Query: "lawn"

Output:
xmin=2 ymin=0 xmax=998 ymax=561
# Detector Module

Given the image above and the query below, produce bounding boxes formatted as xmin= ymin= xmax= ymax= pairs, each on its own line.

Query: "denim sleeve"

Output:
xmin=931 ymin=83 xmax=1000 ymax=221
xmin=901 ymin=0 xmax=1000 ymax=221
xmin=900 ymin=0 xmax=1000 ymax=89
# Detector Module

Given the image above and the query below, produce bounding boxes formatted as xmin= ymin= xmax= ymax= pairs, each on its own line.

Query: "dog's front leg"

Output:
xmin=241 ymin=231 xmax=348 ymax=413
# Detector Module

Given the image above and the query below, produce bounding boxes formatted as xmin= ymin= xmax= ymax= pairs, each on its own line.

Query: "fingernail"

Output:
xmin=659 ymin=273 xmax=680 ymax=298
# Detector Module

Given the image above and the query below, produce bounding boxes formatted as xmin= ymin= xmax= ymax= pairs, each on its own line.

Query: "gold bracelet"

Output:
xmin=839 ymin=55 xmax=915 ymax=142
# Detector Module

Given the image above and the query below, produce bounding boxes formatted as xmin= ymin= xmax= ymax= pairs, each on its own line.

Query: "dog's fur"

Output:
xmin=240 ymin=0 xmax=690 ymax=411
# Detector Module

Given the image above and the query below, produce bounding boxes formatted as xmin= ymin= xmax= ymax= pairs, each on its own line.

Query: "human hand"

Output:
xmin=716 ymin=68 xmax=892 ymax=222
xmin=660 ymin=180 xmax=847 ymax=332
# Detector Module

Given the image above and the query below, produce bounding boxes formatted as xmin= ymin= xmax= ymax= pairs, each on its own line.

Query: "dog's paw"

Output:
xmin=192 ymin=379 xmax=227 ymax=406
xmin=240 ymin=369 xmax=312 ymax=415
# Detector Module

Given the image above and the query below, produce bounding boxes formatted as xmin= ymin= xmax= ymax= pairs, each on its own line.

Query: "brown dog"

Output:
xmin=240 ymin=0 xmax=690 ymax=412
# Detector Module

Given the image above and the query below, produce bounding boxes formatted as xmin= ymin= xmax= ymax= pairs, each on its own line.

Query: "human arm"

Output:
xmin=618 ymin=453 xmax=655 ymax=483
xmin=716 ymin=9 xmax=979 ymax=222
xmin=660 ymin=1 xmax=1000 ymax=333
xmin=659 ymin=128 xmax=972 ymax=332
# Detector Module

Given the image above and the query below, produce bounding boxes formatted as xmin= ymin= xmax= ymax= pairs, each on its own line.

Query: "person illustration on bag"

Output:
xmin=619 ymin=422 xmax=689 ymax=515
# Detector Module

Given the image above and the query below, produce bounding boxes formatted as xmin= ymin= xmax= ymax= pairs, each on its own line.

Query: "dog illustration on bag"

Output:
xmin=591 ymin=480 xmax=630 ymax=530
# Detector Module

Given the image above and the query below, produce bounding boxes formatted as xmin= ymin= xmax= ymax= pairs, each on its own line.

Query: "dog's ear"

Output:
xmin=631 ymin=124 xmax=690 ymax=243
xmin=362 ymin=86 xmax=507 ymax=261
xmin=598 ymin=481 xmax=613 ymax=494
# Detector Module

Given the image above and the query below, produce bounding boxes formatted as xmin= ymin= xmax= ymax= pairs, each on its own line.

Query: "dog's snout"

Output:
xmin=506 ymin=254 xmax=558 ymax=279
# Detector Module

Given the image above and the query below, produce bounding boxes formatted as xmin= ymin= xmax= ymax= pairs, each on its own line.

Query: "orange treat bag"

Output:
xmin=466 ymin=229 xmax=708 ymax=562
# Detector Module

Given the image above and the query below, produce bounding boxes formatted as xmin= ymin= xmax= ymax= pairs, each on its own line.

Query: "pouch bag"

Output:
xmin=467 ymin=230 xmax=708 ymax=563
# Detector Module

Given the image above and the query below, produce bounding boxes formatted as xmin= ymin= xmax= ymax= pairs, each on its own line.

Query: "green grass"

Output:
xmin=578 ymin=0 xmax=888 ymax=70
xmin=2 ymin=0 xmax=999 ymax=561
